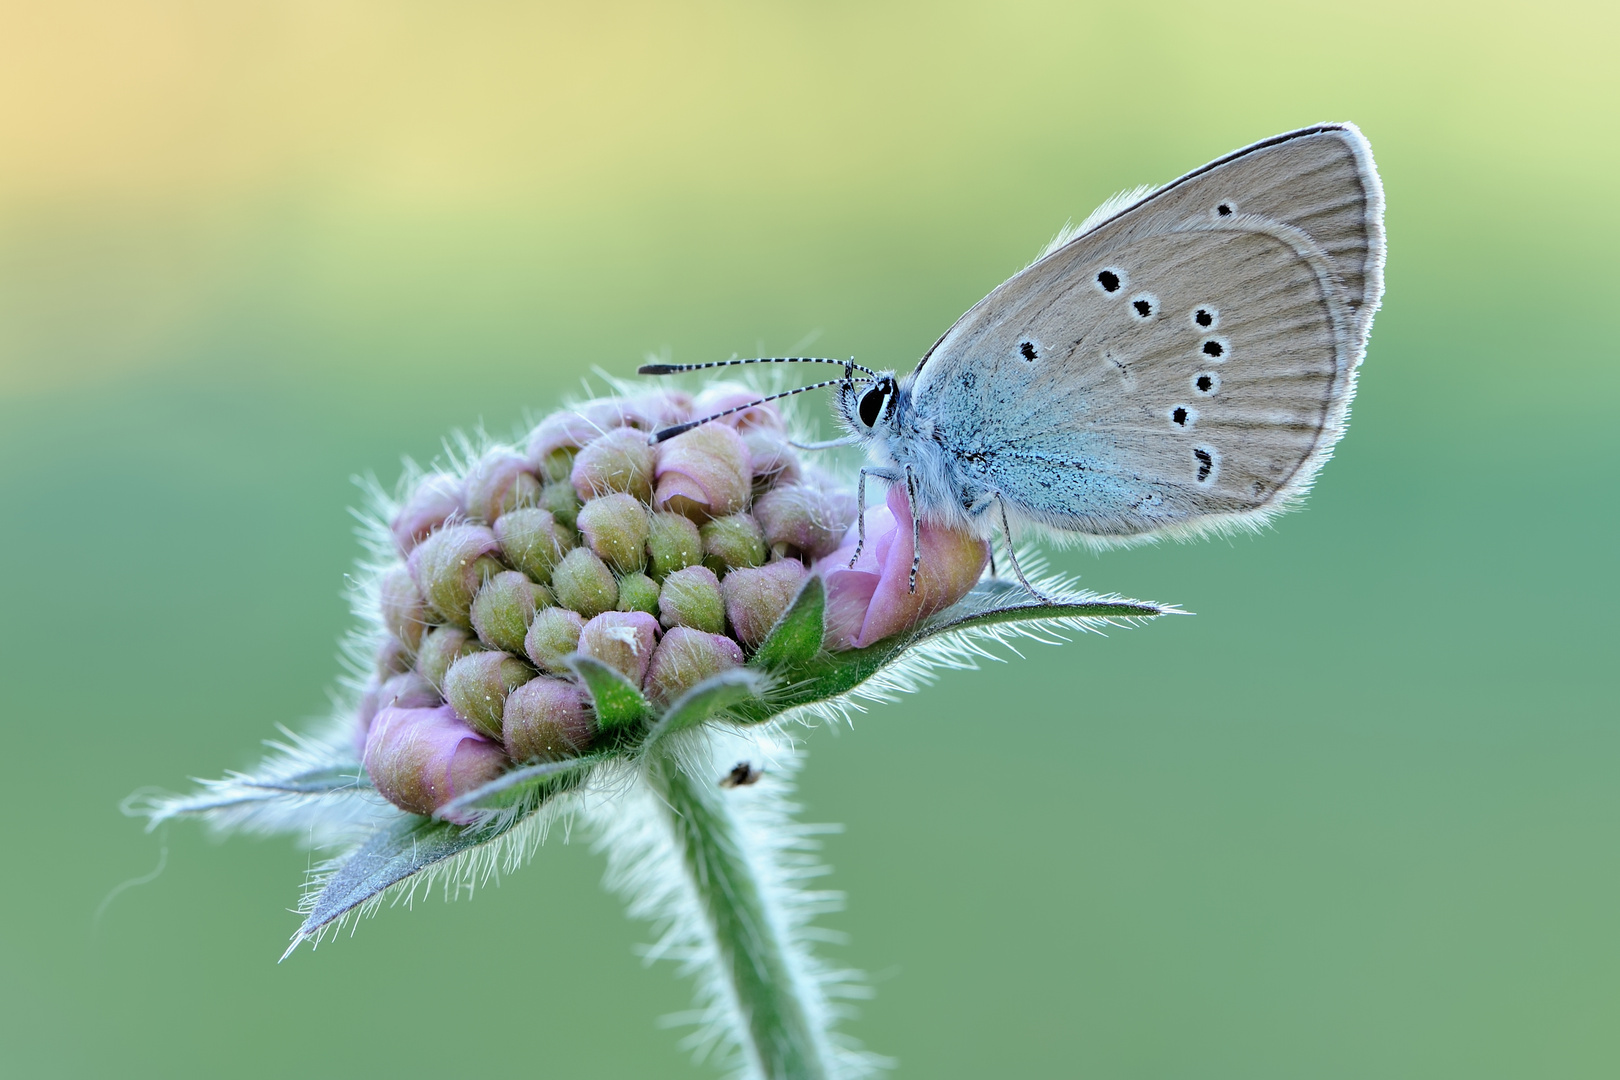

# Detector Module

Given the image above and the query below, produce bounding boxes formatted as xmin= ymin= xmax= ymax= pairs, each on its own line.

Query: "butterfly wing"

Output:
xmin=908 ymin=124 xmax=1383 ymax=541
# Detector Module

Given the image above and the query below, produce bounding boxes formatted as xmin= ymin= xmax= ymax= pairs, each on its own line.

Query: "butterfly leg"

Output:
xmin=850 ymin=466 xmax=902 ymax=567
xmin=905 ymin=465 xmax=921 ymax=594
xmin=998 ymin=496 xmax=1053 ymax=604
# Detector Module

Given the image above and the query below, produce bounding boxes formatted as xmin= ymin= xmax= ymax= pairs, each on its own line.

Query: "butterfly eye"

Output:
xmin=858 ymin=385 xmax=888 ymax=428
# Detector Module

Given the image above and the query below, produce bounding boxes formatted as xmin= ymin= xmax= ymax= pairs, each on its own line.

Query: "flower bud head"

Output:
xmin=378 ymin=566 xmax=430 ymax=652
xmin=355 ymin=670 xmax=443 ymax=758
xmin=444 ymin=651 xmax=535 ymax=739
xmin=615 ymin=572 xmax=661 ymax=615
xmin=416 ymin=624 xmax=481 ymax=690
xmin=494 ymin=507 xmax=574 ymax=584
xmin=700 ymin=513 xmax=767 ymax=576
xmin=389 ymin=472 xmax=462 ymax=556
xmin=643 ymin=627 xmax=745 ymax=708
xmin=742 ymin=427 xmax=801 ymax=490
xmin=527 ymin=394 xmax=678 ymax=466
xmin=657 ymin=565 xmax=725 ymax=634
xmin=469 ymin=570 xmax=543 ymax=653
xmin=654 ymin=423 xmax=751 ymax=520
xmin=579 ymin=610 xmax=661 ymax=686
xmin=753 ymin=480 xmax=858 ymax=561
xmin=407 ymin=523 xmax=503 ymax=627
xmin=463 ymin=449 xmax=541 ymax=523
xmin=646 ymin=511 xmax=703 ymax=581
xmin=524 ymin=606 xmax=586 ymax=675
xmin=502 ymin=677 xmax=597 ymax=762
xmin=691 ymin=384 xmax=785 ymax=432
xmin=570 ymin=427 xmax=656 ymax=502
xmin=576 ymin=492 xmax=650 ymax=574
xmin=376 ymin=635 xmax=415 ymax=677
xmin=816 ymin=483 xmax=989 ymax=650
xmin=721 ymin=559 xmax=808 ymax=649
xmin=363 ymin=704 xmax=508 ymax=823
xmin=550 ymin=547 xmax=619 ymax=618
xmin=540 ymin=480 xmax=582 ymax=530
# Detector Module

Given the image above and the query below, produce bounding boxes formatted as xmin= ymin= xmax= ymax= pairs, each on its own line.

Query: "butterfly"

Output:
xmin=643 ymin=124 xmax=1386 ymax=597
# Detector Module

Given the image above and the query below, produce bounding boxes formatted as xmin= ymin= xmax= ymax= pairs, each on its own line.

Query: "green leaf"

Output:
xmin=294 ymin=815 xmax=491 ymax=949
xmin=748 ymin=575 xmax=825 ymax=672
xmin=643 ymin=669 xmax=767 ymax=753
xmin=566 ymin=654 xmax=653 ymax=731
xmin=435 ymin=753 xmax=604 ymax=822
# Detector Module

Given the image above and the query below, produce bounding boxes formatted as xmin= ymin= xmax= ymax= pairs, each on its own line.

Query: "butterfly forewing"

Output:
xmin=907 ymin=124 xmax=1382 ymax=541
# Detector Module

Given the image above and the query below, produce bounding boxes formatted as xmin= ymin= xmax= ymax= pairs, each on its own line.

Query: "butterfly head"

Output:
xmin=838 ymin=369 xmax=901 ymax=443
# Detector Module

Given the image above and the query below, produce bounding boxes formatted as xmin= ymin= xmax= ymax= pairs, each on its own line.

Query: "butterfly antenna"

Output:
xmin=639 ymin=356 xmax=881 ymax=379
xmin=647 ymin=377 xmax=870 ymax=444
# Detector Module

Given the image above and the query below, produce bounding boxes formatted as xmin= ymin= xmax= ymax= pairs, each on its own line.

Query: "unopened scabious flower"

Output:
xmin=134 ymin=381 xmax=1171 ymax=1080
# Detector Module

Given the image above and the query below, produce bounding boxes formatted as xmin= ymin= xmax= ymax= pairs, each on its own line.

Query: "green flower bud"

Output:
xmin=523 ymin=606 xmax=586 ymax=675
xmin=502 ymin=677 xmax=596 ymax=762
xmin=444 ymin=651 xmax=535 ymax=739
xmin=657 ymin=565 xmax=725 ymax=634
xmin=577 ymin=492 xmax=650 ymax=574
xmin=537 ymin=446 xmax=576 ymax=484
xmin=646 ymin=511 xmax=703 ymax=581
xmin=615 ymin=572 xmax=661 ymax=615
xmin=654 ymin=423 xmax=751 ymax=521
xmin=720 ymin=559 xmax=808 ymax=650
xmin=700 ymin=513 xmax=766 ymax=576
xmin=494 ymin=506 xmax=574 ymax=585
xmin=463 ymin=448 xmax=541 ymax=523
xmin=571 ymin=427 xmax=656 ymax=502
xmin=378 ymin=566 xmax=429 ymax=652
xmin=579 ymin=611 xmax=661 ymax=686
xmin=643 ymin=627 xmax=744 ymax=709
xmin=470 ymin=570 xmax=543 ymax=653
xmin=540 ymin=479 xmax=582 ymax=530
xmin=407 ymin=523 xmax=504 ymax=627
xmin=551 ymin=547 xmax=619 ymax=618
xmin=416 ymin=624 xmax=482 ymax=690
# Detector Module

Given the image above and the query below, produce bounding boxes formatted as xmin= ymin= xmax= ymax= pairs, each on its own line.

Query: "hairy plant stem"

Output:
xmin=646 ymin=746 xmax=832 ymax=1080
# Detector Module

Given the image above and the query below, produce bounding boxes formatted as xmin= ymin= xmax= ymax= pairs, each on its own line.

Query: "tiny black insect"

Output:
xmin=720 ymin=761 xmax=763 ymax=788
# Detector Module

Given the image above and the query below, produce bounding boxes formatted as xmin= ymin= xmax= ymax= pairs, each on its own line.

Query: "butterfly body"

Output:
xmin=837 ymin=123 xmax=1384 ymax=551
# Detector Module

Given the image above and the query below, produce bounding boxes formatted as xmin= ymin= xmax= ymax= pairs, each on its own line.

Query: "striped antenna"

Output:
xmin=647 ymin=368 xmax=871 ymax=444
xmin=639 ymin=356 xmax=881 ymax=379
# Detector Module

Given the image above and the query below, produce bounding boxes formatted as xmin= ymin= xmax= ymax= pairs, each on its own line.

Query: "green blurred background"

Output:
xmin=2 ymin=2 xmax=1615 ymax=1076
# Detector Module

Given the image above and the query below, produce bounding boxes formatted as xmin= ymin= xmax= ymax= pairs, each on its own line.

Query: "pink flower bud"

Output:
xmin=524 ymin=606 xmax=585 ymax=675
xmin=643 ymin=626 xmax=744 ymax=708
xmin=550 ymin=547 xmax=619 ymax=617
xmin=646 ymin=511 xmax=702 ymax=580
xmin=463 ymin=449 xmax=540 ymax=523
xmin=570 ymin=428 xmax=656 ymax=502
xmin=753 ymin=480 xmax=857 ymax=561
xmin=416 ymin=624 xmax=482 ymax=690
xmin=742 ymin=427 xmax=801 ymax=489
xmin=577 ymin=492 xmax=651 ymax=574
xmin=691 ymin=384 xmax=785 ymax=432
xmin=470 ymin=570 xmax=545 ymax=653
xmin=502 ymin=677 xmax=596 ymax=762
xmin=700 ymin=513 xmax=767 ymax=576
xmin=579 ymin=611 xmax=660 ymax=685
xmin=814 ymin=483 xmax=989 ymax=651
xmin=354 ymin=671 xmax=440 ymax=759
xmin=443 ymin=651 xmax=535 ymax=739
xmin=407 ymin=523 xmax=503 ymax=627
xmin=376 ymin=635 xmax=415 ymax=677
xmin=654 ymin=424 xmax=751 ymax=520
xmin=378 ymin=566 xmax=430 ymax=652
xmin=721 ymin=559 xmax=808 ymax=649
xmin=363 ymin=704 xmax=508 ymax=823
xmin=389 ymin=472 xmax=462 ymax=555
xmin=526 ymin=393 xmax=685 ymax=467
xmin=658 ymin=565 xmax=725 ymax=634
xmin=494 ymin=507 xmax=575 ymax=584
